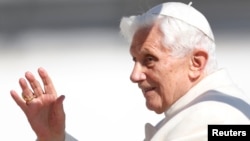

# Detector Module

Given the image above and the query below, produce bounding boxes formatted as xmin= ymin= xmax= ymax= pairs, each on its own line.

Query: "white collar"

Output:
xmin=164 ymin=69 xmax=233 ymax=118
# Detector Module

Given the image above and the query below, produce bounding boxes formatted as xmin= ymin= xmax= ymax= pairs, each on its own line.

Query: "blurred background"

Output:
xmin=0 ymin=0 xmax=249 ymax=140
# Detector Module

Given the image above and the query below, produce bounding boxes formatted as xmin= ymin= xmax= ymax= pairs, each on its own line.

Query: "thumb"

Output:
xmin=54 ymin=95 xmax=66 ymax=118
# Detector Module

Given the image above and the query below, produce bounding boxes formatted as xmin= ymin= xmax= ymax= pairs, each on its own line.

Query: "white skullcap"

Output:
xmin=146 ymin=2 xmax=214 ymax=41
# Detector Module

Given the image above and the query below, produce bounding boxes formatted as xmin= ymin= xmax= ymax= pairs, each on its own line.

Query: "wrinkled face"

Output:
xmin=130 ymin=25 xmax=191 ymax=114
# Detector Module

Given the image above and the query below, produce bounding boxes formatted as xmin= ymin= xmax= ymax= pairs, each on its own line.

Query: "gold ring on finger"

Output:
xmin=22 ymin=93 xmax=35 ymax=104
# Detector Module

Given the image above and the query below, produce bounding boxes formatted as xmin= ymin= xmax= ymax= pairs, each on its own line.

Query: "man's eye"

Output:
xmin=146 ymin=56 xmax=154 ymax=62
xmin=132 ymin=57 xmax=136 ymax=62
xmin=144 ymin=56 xmax=155 ymax=66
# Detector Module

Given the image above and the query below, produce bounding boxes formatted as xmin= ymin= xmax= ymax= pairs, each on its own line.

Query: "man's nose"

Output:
xmin=130 ymin=64 xmax=146 ymax=83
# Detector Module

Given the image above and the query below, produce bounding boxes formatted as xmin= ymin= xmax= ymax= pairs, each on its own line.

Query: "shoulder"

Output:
xmin=185 ymin=101 xmax=250 ymax=124
xmin=154 ymin=101 xmax=250 ymax=140
xmin=187 ymin=90 xmax=250 ymax=123
xmin=152 ymin=91 xmax=250 ymax=141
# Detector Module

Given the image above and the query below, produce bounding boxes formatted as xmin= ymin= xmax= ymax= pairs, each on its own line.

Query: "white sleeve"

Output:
xmin=36 ymin=132 xmax=78 ymax=141
xmin=65 ymin=132 xmax=78 ymax=141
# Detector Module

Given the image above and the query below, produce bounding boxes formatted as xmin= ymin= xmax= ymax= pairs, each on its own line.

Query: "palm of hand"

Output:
xmin=10 ymin=67 xmax=66 ymax=141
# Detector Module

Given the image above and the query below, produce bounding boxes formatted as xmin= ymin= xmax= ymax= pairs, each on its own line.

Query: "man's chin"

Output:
xmin=146 ymin=103 xmax=163 ymax=114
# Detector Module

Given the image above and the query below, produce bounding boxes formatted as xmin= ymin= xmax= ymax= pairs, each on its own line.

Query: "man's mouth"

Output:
xmin=142 ymin=87 xmax=156 ymax=93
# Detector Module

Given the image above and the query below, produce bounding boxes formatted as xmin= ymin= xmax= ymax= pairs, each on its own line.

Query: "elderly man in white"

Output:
xmin=10 ymin=2 xmax=250 ymax=141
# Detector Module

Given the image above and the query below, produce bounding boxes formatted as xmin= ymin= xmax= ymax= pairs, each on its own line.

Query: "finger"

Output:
xmin=19 ymin=78 xmax=35 ymax=100
xmin=54 ymin=95 xmax=66 ymax=117
xmin=25 ymin=71 xmax=44 ymax=97
xmin=10 ymin=90 xmax=27 ymax=111
xmin=51 ymin=95 xmax=66 ymax=132
xmin=38 ymin=67 xmax=57 ymax=95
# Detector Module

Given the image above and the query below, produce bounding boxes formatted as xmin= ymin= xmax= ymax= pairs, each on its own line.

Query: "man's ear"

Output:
xmin=189 ymin=50 xmax=208 ymax=81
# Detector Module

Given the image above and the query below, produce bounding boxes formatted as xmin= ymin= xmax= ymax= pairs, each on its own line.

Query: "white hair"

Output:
xmin=119 ymin=13 xmax=218 ymax=74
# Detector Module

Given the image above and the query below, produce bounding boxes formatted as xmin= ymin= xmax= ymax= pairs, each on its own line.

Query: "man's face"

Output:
xmin=130 ymin=25 xmax=191 ymax=114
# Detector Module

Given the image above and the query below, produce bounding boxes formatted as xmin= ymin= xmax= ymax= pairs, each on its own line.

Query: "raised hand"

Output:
xmin=10 ymin=67 xmax=66 ymax=141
